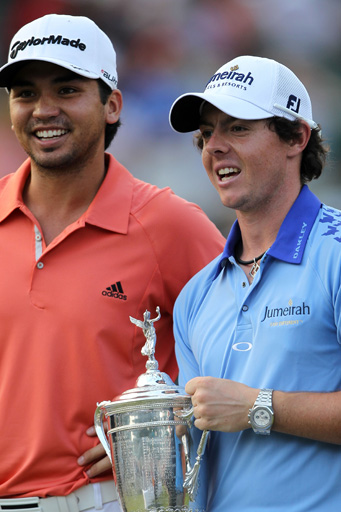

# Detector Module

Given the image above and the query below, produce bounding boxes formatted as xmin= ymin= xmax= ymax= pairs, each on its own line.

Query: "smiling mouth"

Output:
xmin=35 ymin=129 xmax=69 ymax=140
xmin=218 ymin=167 xmax=240 ymax=181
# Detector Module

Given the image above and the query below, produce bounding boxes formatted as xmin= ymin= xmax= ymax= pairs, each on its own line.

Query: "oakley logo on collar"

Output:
xmin=10 ymin=35 xmax=86 ymax=60
xmin=293 ymin=221 xmax=308 ymax=259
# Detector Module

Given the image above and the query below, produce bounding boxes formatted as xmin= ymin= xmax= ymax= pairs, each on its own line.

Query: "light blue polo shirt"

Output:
xmin=174 ymin=185 xmax=341 ymax=511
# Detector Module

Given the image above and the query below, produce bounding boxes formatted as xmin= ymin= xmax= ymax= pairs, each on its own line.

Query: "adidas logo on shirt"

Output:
xmin=102 ymin=281 xmax=127 ymax=300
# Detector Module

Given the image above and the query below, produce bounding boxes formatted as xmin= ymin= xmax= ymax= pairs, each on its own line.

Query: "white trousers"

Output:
xmin=0 ymin=482 xmax=122 ymax=512
xmin=84 ymin=483 xmax=122 ymax=512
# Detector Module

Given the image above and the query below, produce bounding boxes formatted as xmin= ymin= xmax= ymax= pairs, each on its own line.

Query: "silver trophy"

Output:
xmin=94 ymin=307 xmax=209 ymax=512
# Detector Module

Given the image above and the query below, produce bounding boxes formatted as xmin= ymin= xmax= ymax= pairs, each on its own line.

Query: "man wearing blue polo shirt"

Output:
xmin=169 ymin=55 xmax=341 ymax=511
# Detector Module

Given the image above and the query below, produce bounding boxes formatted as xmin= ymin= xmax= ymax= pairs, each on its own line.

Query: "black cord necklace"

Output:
xmin=235 ymin=252 xmax=265 ymax=266
xmin=235 ymin=248 xmax=266 ymax=279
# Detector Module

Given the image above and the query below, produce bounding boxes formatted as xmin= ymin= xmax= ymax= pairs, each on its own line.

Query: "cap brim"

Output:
xmin=0 ymin=57 xmax=99 ymax=88
xmin=169 ymin=92 xmax=274 ymax=133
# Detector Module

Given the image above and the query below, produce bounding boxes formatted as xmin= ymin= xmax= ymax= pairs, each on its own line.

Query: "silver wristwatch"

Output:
xmin=248 ymin=389 xmax=274 ymax=435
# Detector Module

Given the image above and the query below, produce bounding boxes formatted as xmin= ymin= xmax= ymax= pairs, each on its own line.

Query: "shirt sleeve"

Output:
xmin=147 ymin=188 xmax=225 ymax=311
xmin=173 ymin=285 xmax=201 ymax=388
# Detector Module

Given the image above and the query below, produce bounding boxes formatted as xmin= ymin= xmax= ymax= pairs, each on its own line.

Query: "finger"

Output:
xmin=78 ymin=443 xmax=106 ymax=466
xmin=86 ymin=424 xmax=108 ymax=436
xmin=86 ymin=425 xmax=96 ymax=436
xmin=193 ymin=417 xmax=207 ymax=431
xmin=85 ymin=456 xmax=113 ymax=478
xmin=185 ymin=377 xmax=200 ymax=396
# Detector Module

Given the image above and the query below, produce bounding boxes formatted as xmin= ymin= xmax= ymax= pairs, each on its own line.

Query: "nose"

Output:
xmin=205 ymin=129 xmax=230 ymax=156
xmin=32 ymin=94 xmax=60 ymax=120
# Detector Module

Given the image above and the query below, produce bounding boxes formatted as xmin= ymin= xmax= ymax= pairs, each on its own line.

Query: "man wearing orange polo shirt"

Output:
xmin=0 ymin=13 xmax=225 ymax=512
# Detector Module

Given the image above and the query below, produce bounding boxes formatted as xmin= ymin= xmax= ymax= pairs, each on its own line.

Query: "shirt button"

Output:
xmin=35 ymin=233 xmax=42 ymax=241
xmin=242 ymin=305 xmax=249 ymax=312
xmin=242 ymin=282 xmax=247 ymax=288
xmin=37 ymin=262 xmax=44 ymax=269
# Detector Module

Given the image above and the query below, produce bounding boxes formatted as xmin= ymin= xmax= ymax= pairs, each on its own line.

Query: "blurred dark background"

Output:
xmin=0 ymin=0 xmax=340 ymax=236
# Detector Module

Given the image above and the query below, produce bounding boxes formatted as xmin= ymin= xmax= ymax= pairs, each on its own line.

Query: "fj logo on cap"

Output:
xmin=10 ymin=35 xmax=87 ymax=60
xmin=286 ymin=95 xmax=301 ymax=114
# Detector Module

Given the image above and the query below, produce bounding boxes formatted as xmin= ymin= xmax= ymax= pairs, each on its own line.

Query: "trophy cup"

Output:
xmin=94 ymin=307 xmax=209 ymax=512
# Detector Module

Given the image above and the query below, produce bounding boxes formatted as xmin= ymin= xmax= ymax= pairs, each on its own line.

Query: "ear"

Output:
xmin=105 ymin=89 xmax=123 ymax=124
xmin=287 ymin=121 xmax=311 ymax=158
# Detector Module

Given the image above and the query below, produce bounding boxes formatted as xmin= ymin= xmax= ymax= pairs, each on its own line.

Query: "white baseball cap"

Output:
xmin=169 ymin=55 xmax=317 ymax=132
xmin=0 ymin=14 xmax=118 ymax=89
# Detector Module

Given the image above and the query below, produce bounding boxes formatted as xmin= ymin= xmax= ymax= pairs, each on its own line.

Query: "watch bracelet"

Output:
xmin=254 ymin=388 xmax=273 ymax=407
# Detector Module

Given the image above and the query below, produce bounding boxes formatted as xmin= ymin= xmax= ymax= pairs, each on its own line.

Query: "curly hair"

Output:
xmin=194 ymin=116 xmax=329 ymax=184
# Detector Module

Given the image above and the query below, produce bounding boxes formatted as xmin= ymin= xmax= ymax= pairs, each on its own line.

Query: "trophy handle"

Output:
xmin=94 ymin=402 xmax=112 ymax=462
xmin=177 ymin=407 xmax=210 ymax=501
xmin=183 ymin=429 xmax=209 ymax=501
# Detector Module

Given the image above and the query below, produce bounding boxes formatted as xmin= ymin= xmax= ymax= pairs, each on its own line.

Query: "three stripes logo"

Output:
xmin=102 ymin=281 xmax=127 ymax=300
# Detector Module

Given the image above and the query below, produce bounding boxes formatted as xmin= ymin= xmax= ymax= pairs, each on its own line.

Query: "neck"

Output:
xmin=235 ymin=218 xmax=277 ymax=263
xmin=23 ymin=156 xmax=107 ymax=245
xmin=235 ymin=186 xmax=302 ymax=260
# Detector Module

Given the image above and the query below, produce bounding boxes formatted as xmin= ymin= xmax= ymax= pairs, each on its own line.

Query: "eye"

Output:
xmin=59 ymin=86 xmax=77 ymax=95
xmin=231 ymin=124 xmax=247 ymax=132
xmin=11 ymin=88 xmax=35 ymax=99
xmin=200 ymin=128 xmax=213 ymax=141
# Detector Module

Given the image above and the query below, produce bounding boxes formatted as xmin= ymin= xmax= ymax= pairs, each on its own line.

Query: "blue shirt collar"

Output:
xmin=215 ymin=185 xmax=322 ymax=277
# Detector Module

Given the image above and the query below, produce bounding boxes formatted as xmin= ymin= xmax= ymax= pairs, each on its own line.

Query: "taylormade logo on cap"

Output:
xmin=169 ymin=55 xmax=317 ymax=133
xmin=10 ymin=35 xmax=87 ymax=60
xmin=0 ymin=14 xmax=118 ymax=90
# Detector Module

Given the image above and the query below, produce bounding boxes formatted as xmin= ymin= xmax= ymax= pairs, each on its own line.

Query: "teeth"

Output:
xmin=36 ymin=129 xmax=68 ymax=139
xmin=218 ymin=168 xmax=239 ymax=181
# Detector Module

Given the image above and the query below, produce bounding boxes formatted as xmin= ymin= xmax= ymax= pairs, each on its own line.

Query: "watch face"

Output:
xmin=253 ymin=407 xmax=272 ymax=427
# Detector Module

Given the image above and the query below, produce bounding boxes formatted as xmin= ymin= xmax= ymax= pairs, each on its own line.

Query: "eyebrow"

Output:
xmin=198 ymin=119 xmax=213 ymax=128
xmin=10 ymin=73 xmax=87 ymax=88
xmin=199 ymin=115 xmax=237 ymax=128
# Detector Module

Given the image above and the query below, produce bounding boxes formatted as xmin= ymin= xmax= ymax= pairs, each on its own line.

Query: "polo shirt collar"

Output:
xmin=85 ymin=153 xmax=133 ymax=234
xmin=215 ymin=185 xmax=322 ymax=277
xmin=0 ymin=153 xmax=133 ymax=234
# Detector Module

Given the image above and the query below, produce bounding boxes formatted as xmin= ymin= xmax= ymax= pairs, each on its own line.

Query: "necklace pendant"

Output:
xmin=249 ymin=260 xmax=260 ymax=279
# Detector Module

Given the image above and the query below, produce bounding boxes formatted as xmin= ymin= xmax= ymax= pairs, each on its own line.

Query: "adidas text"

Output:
xmin=102 ymin=291 xmax=127 ymax=300
xmin=10 ymin=35 xmax=86 ymax=60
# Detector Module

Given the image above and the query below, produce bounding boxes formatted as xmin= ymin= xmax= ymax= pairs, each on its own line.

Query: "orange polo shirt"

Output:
xmin=0 ymin=154 xmax=225 ymax=498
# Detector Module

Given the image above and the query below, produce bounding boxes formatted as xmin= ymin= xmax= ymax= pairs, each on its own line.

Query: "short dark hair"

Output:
xmin=194 ymin=116 xmax=329 ymax=184
xmin=97 ymin=79 xmax=121 ymax=150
